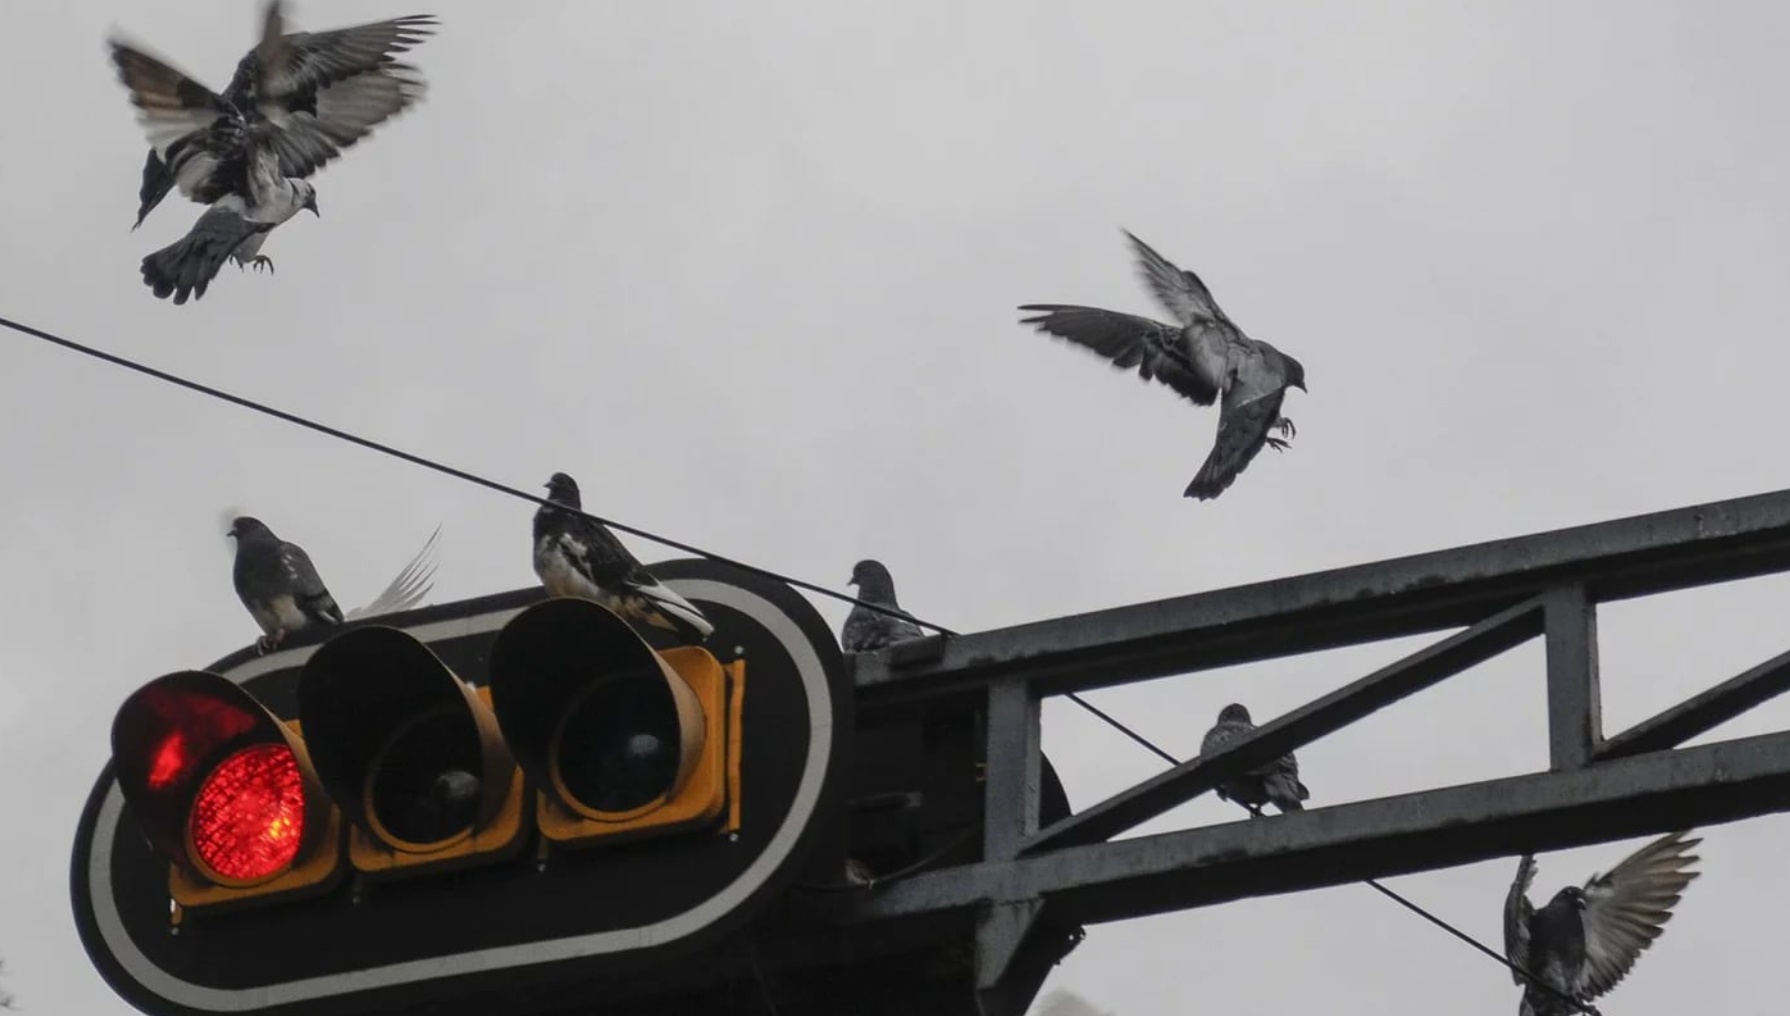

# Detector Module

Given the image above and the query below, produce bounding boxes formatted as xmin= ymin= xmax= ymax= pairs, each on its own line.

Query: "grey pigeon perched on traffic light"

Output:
xmin=841 ymin=559 xmax=926 ymax=652
xmin=1198 ymin=703 xmax=1310 ymax=816
xmin=1019 ymin=230 xmax=1307 ymax=500
xmin=532 ymin=472 xmax=715 ymax=642
xmin=228 ymin=516 xmax=440 ymax=654
xmin=109 ymin=1 xmax=435 ymax=300
xmin=1503 ymin=831 xmax=1700 ymax=1016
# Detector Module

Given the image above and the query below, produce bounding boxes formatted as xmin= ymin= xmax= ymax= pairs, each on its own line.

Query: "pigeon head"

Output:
xmin=1283 ymin=354 xmax=1307 ymax=392
xmin=1552 ymin=885 xmax=1590 ymax=910
xmin=1217 ymin=702 xmax=1253 ymax=724
xmin=227 ymin=516 xmax=275 ymax=541
xmin=543 ymin=472 xmax=583 ymax=509
xmin=849 ymin=559 xmax=894 ymax=587
xmin=297 ymin=181 xmax=320 ymax=217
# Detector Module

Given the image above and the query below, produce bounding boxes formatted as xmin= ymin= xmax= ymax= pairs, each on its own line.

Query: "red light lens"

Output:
xmin=189 ymin=743 xmax=306 ymax=882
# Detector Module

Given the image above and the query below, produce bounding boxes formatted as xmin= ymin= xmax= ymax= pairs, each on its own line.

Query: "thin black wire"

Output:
xmin=6 ymin=313 xmax=1590 ymax=1012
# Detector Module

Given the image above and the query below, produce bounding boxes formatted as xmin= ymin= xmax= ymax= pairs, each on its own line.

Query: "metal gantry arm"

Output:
xmin=842 ymin=487 xmax=1790 ymax=1016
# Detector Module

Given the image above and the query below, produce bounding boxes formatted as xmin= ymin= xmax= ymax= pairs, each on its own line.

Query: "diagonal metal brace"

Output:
xmin=1022 ymin=596 xmax=1545 ymax=854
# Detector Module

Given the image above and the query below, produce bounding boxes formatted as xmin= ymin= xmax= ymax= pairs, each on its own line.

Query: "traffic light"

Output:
xmin=297 ymin=626 xmax=528 ymax=878
xmin=489 ymin=597 xmax=742 ymax=847
xmin=108 ymin=670 xmax=344 ymax=913
xmin=74 ymin=561 xmax=855 ymax=1016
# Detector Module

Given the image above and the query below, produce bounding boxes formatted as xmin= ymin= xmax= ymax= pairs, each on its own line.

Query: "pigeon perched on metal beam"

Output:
xmin=1504 ymin=831 xmax=1700 ymax=1016
xmin=1019 ymin=230 xmax=1306 ymax=500
xmin=109 ymin=2 xmax=434 ymax=300
xmin=532 ymin=472 xmax=715 ymax=642
xmin=841 ymin=559 xmax=926 ymax=652
xmin=112 ymin=1 xmax=435 ymax=230
xmin=1198 ymin=703 xmax=1310 ymax=816
xmin=228 ymin=516 xmax=441 ymax=654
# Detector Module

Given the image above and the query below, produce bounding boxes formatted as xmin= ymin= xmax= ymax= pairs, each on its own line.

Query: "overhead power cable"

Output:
xmin=2 ymin=312 xmax=1594 ymax=1013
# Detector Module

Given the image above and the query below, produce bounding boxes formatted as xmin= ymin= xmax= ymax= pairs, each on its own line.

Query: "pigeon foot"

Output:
xmin=249 ymin=255 xmax=275 ymax=275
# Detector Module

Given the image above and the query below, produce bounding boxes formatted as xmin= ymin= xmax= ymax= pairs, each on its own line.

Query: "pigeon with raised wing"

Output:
xmin=1199 ymin=703 xmax=1310 ymax=816
xmin=110 ymin=2 xmax=434 ymax=300
xmin=532 ymin=472 xmax=715 ymax=642
xmin=228 ymin=516 xmax=441 ymax=654
xmin=1020 ymin=231 xmax=1306 ymax=500
xmin=841 ymin=559 xmax=926 ymax=652
xmin=1504 ymin=831 xmax=1700 ymax=1016
xmin=112 ymin=1 xmax=435 ymax=230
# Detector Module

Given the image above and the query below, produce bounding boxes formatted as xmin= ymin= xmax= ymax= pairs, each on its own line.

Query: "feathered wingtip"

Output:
xmin=346 ymin=524 xmax=442 ymax=620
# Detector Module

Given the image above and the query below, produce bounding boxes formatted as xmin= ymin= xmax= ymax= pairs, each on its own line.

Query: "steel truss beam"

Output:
xmin=841 ymin=488 xmax=1790 ymax=1016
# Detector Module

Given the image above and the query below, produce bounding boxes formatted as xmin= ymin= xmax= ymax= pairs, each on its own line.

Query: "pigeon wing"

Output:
xmin=1124 ymin=230 xmax=1236 ymax=331
xmin=1573 ymin=831 xmax=1701 ymax=1000
xmin=255 ymin=4 xmax=439 ymax=100
xmin=1018 ymin=304 xmax=1220 ymax=406
xmin=253 ymin=65 xmax=428 ymax=180
xmin=1184 ymin=384 xmax=1286 ymax=500
xmin=345 ymin=525 xmax=441 ymax=620
xmin=1504 ymin=854 xmax=1538 ymax=987
xmin=278 ymin=541 xmax=344 ymax=624
xmin=109 ymin=41 xmax=233 ymax=156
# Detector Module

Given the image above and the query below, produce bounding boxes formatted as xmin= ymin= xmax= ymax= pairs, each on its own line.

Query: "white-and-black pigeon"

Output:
xmin=841 ymin=559 xmax=925 ymax=652
xmin=1198 ymin=703 xmax=1310 ymax=816
xmin=109 ymin=1 xmax=435 ymax=301
xmin=1503 ymin=831 xmax=1701 ymax=1016
xmin=532 ymin=472 xmax=715 ymax=642
xmin=228 ymin=516 xmax=440 ymax=654
xmin=1020 ymin=230 xmax=1307 ymax=500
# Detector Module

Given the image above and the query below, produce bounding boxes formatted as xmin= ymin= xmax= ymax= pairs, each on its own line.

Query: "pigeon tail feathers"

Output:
xmin=627 ymin=576 xmax=715 ymax=641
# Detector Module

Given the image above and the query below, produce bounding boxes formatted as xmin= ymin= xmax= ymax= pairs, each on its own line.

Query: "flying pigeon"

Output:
xmin=841 ymin=559 xmax=926 ymax=652
xmin=109 ymin=2 xmax=435 ymax=300
xmin=1019 ymin=230 xmax=1307 ymax=500
xmin=1198 ymin=703 xmax=1310 ymax=816
xmin=1503 ymin=831 xmax=1701 ymax=1016
xmin=532 ymin=472 xmax=715 ymax=642
xmin=228 ymin=516 xmax=441 ymax=654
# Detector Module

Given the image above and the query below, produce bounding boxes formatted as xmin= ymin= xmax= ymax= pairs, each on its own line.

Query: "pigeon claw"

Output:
xmin=249 ymin=255 xmax=275 ymax=275
xmin=1266 ymin=437 xmax=1290 ymax=453
xmin=1274 ymin=417 xmax=1296 ymax=440
xmin=255 ymin=629 xmax=288 ymax=656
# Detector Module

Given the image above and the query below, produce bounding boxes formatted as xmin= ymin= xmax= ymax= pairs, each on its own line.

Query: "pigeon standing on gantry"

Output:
xmin=228 ymin=516 xmax=441 ymax=654
xmin=1019 ymin=231 xmax=1307 ymax=499
xmin=841 ymin=559 xmax=926 ymax=652
xmin=1198 ymin=703 xmax=1310 ymax=816
xmin=108 ymin=1 xmax=437 ymax=301
xmin=532 ymin=472 xmax=715 ymax=642
xmin=1503 ymin=831 xmax=1701 ymax=1016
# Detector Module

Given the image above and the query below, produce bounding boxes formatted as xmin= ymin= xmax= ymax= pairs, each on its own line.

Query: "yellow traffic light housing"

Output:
xmin=110 ymin=671 xmax=344 ymax=912
xmin=297 ymin=627 xmax=528 ymax=878
xmin=489 ymin=598 xmax=744 ymax=847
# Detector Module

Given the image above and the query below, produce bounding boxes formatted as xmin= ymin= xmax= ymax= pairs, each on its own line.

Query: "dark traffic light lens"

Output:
xmin=368 ymin=707 xmax=483 ymax=847
xmin=555 ymin=674 xmax=683 ymax=814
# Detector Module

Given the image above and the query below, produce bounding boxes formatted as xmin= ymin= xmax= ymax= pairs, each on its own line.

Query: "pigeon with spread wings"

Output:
xmin=1503 ymin=831 xmax=1701 ymax=1016
xmin=532 ymin=472 xmax=715 ymax=643
xmin=228 ymin=516 xmax=441 ymax=654
xmin=109 ymin=2 xmax=434 ymax=300
xmin=1019 ymin=230 xmax=1306 ymax=500
xmin=111 ymin=1 xmax=435 ymax=230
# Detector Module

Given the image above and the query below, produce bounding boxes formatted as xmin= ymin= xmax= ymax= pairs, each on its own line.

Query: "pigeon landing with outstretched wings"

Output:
xmin=1198 ymin=703 xmax=1310 ymax=816
xmin=1503 ymin=831 xmax=1701 ymax=1016
xmin=532 ymin=472 xmax=715 ymax=643
xmin=109 ymin=1 xmax=435 ymax=301
xmin=111 ymin=0 xmax=435 ymax=230
xmin=228 ymin=516 xmax=441 ymax=654
xmin=1019 ymin=230 xmax=1307 ymax=500
xmin=841 ymin=559 xmax=926 ymax=652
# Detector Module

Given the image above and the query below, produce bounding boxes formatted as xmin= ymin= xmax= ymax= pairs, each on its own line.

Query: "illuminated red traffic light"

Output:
xmin=189 ymin=743 xmax=307 ymax=883
xmin=110 ymin=671 xmax=344 ymax=911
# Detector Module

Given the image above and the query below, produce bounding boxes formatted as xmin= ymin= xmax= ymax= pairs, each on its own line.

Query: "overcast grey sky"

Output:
xmin=4 ymin=1 xmax=1790 ymax=1013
